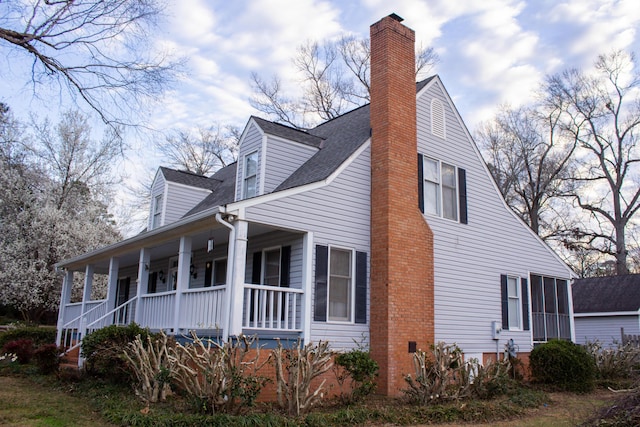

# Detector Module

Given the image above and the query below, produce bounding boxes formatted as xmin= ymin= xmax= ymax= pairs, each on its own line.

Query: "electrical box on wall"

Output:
xmin=491 ymin=321 xmax=502 ymax=340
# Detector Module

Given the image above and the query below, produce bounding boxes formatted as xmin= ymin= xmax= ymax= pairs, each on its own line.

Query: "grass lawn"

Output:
xmin=0 ymin=372 xmax=620 ymax=426
xmin=0 ymin=376 xmax=114 ymax=427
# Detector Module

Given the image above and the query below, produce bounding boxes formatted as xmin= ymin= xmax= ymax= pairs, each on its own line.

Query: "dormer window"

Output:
xmin=243 ymin=151 xmax=258 ymax=198
xmin=152 ymin=194 xmax=163 ymax=229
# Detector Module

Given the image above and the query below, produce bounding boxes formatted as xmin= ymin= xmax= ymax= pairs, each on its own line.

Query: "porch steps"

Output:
xmin=59 ymin=342 xmax=80 ymax=370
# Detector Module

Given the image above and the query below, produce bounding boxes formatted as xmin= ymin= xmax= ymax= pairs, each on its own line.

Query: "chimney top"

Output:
xmin=388 ymin=13 xmax=404 ymax=22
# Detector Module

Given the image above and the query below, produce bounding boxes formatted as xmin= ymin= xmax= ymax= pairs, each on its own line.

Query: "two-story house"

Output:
xmin=56 ymin=14 xmax=574 ymax=396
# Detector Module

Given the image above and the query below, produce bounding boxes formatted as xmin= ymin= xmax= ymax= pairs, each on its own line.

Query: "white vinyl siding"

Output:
xmin=244 ymin=145 xmax=370 ymax=350
xmin=263 ymin=136 xmax=318 ymax=194
xmin=162 ymin=182 xmax=212 ymax=225
xmin=417 ymin=79 xmax=572 ymax=354
xmin=574 ymin=315 xmax=640 ymax=347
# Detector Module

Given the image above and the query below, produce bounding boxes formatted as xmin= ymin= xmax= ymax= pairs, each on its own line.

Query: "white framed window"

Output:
xmin=152 ymin=194 xmax=163 ymax=229
xmin=263 ymin=248 xmax=281 ymax=286
xmin=168 ymin=257 xmax=178 ymax=290
xmin=328 ymin=247 xmax=353 ymax=322
xmin=243 ymin=151 xmax=258 ymax=199
xmin=507 ymin=276 xmax=522 ymax=330
xmin=423 ymin=157 xmax=458 ymax=221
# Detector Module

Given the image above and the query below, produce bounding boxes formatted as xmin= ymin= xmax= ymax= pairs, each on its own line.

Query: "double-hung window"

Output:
xmin=507 ymin=276 xmax=522 ymax=329
xmin=243 ymin=151 xmax=258 ymax=199
xmin=263 ymin=248 xmax=281 ymax=286
xmin=423 ymin=157 xmax=458 ymax=221
xmin=152 ymin=194 xmax=163 ymax=229
xmin=328 ymin=247 xmax=353 ymax=322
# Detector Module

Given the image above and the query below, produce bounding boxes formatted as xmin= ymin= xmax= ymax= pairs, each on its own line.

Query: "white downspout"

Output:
xmin=216 ymin=212 xmax=235 ymax=341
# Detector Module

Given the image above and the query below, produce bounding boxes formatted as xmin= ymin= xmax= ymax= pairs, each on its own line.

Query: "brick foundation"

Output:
xmin=369 ymin=14 xmax=435 ymax=396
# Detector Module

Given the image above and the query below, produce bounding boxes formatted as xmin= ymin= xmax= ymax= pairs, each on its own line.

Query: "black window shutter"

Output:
xmin=148 ymin=272 xmax=157 ymax=294
xmin=251 ymin=252 xmax=262 ymax=284
xmin=204 ymin=261 xmax=212 ymax=287
xmin=501 ymin=274 xmax=509 ymax=330
xmin=280 ymin=246 xmax=291 ymax=288
xmin=418 ymin=153 xmax=424 ymax=213
xmin=314 ymin=245 xmax=328 ymax=322
xmin=521 ymin=278 xmax=530 ymax=331
xmin=355 ymin=251 xmax=367 ymax=324
xmin=458 ymin=168 xmax=468 ymax=224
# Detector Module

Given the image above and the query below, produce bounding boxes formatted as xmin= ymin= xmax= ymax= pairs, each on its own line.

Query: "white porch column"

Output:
xmin=80 ymin=264 xmax=94 ymax=318
xmin=106 ymin=257 xmax=119 ymax=310
xmin=56 ymin=270 xmax=74 ymax=346
xmin=228 ymin=219 xmax=248 ymax=337
xmin=301 ymin=232 xmax=313 ymax=343
xmin=135 ymin=248 xmax=150 ymax=325
xmin=173 ymin=236 xmax=192 ymax=334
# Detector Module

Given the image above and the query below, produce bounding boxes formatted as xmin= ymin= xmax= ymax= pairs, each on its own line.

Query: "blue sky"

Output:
xmin=2 ymin=0 xmax=640 ymax=231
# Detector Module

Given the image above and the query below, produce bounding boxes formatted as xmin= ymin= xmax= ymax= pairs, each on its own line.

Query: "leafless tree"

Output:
xmin=545 ymin=50 xmax=640 ymax=275
xmin=0 ymin=0 xmax=179 ymax=127
xmin=250 ymin=35 xmax=439 ymax=129
xmin=158 ymin=124 xmax=240 ymax=176
xmin=477 ymin=104 xmax=577 ymax=237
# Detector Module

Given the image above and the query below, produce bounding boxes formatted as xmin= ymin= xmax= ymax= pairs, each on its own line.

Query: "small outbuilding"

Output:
xmin=572 ymin=274 xmax=640 ymax=347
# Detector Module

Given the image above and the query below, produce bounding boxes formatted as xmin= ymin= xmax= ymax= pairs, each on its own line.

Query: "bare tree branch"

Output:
xmin=0 ymin=0 xmax=180 ymax=127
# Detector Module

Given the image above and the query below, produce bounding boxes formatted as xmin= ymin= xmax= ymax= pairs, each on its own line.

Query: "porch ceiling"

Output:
xmin=59 ymin=216 xmax=299 ymax=274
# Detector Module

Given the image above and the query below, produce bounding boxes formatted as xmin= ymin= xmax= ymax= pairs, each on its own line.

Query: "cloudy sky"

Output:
xmin=2 ymin=0 xmax=640 ymax=232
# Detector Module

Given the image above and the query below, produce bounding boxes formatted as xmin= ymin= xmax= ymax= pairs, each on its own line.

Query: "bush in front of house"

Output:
xmin=0 ymin=325 xmax=56 ymax=349
xmin=334 ymin=348 xmax=379 ymax=402
xmin=2 ymin=338 xmax=34 ymax=364
xmin=33 ymin=343 xmax=62 ymax=374
xmin=81 ymin=323 xmax=154 ymax=383
xmin=584 ymin=340 xmax=640 ymax=381
xmin=529 ymin=339 xmax=596 ymax=392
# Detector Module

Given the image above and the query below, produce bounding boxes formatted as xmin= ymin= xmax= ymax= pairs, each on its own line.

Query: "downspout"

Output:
xmin=216 ymin=211 xmax=235 ymax=342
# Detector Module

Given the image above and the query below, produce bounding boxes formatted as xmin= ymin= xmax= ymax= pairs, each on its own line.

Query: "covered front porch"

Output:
xmin=55 ymin=208 xmax=313 ymax=365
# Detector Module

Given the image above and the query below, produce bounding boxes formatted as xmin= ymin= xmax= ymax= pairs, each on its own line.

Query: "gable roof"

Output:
xmin=160 ymin=167 xmax=220 ymax=191
xmin=252 ymin=116 xmax=324 ymax=148
xmin=572 ymin=274 xmax=640 ymax=313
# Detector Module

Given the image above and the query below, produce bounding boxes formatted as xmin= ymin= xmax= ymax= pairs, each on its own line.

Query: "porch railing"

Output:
xmin=243 ymin=284 xmax=303 ymax=331
xmin=180 ymin=286 xmax=227 ymax=331
xmin=138 ymin=290 xmax=176 ymax=330
xmin=58 ymin=299 xmax=109 ymax=349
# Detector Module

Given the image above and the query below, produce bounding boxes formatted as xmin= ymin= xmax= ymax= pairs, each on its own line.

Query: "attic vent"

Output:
xmin=431 ymin=98 xmax=446 ymax=140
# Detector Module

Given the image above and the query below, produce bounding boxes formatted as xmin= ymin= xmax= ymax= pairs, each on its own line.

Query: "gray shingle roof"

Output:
xmin=252 ymin=116 xmax=324 ymax=148
xmin=183 ymin=77 xmax=438 ymax=213
xmin=160 ymin=167 xmax=220 ymax=191
xmin=572 ymin=274 xmax=640 ymax=313
xmin=183 ymin=163 xmax=238 ymax=217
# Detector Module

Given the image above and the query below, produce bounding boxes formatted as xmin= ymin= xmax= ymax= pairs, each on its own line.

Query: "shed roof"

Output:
xmin=572 ymin=274 xmax=640 ymax=313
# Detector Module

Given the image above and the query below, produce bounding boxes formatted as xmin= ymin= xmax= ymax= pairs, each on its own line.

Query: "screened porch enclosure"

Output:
xmin=56 ymin=220 xmax=312 ymax=359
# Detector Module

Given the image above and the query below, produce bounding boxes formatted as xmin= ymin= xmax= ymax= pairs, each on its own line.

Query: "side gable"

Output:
xmin=416 ymin=76 xmax=573 ymax=352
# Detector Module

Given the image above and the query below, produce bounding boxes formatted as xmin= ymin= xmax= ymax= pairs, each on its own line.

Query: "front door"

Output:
xmin=114 ymin=277 xmax=131 ymax=324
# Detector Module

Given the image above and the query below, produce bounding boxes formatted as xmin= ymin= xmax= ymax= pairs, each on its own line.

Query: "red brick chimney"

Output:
xmin=369 ymin=14 xmax=435 ymax=396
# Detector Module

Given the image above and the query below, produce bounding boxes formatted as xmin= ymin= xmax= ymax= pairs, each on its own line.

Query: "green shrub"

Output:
xmin=0 ymin=326 xmax=56 ymax=349
xmin=334 ymin=349 xmax=379 ymax=402
xmin=33 ymin=343 xmax=61 ymax=374
xmin=81 ymin=323 xmax=154 ymax=383
xmin=529 ymin=339 xmax=596 ymax=392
